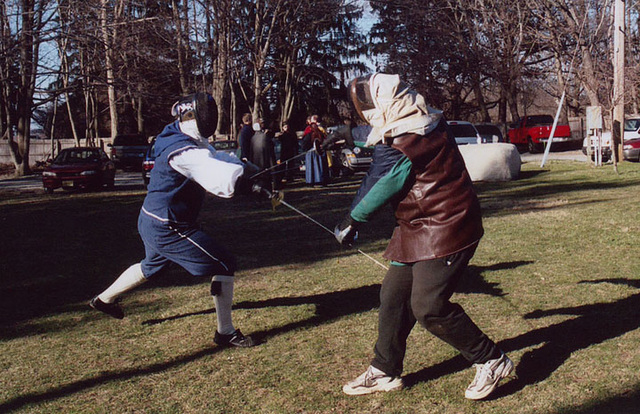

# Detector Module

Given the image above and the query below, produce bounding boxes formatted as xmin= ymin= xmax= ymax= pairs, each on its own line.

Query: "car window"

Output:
xmin=475 ymin=125 xmax=498 ymax=134
xmin=55 ymin=149 xmax=101 ymax=164
xmin=624 ymin=119 xmax=640 ymax=131
xmin=449 ymin=124 xmax=478 ymax=137
xmin=527 ymin=115 xmax=554 ymax=126
xmin=475 ymin=125 xmax=503 ymax=139
xmin=213 ymin=141 xmax=238 ymax=150
xmin=113 ymin=134 xmax=148 ymax=146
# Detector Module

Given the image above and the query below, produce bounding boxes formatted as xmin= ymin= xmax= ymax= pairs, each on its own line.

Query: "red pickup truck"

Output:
xmin=507 ymin=115 xmax=575 ymax=153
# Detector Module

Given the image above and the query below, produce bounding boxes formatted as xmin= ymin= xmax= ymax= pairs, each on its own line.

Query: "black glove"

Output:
xmin=242 ymin=159 xmax=261 ymax=179
xmin=334 ymin=215 xmax=359 ymax=246
xmin=235 ymin=160 xmax=262 ymax=195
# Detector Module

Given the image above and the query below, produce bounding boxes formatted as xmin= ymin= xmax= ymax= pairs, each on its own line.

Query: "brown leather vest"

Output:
xmin=383 ymin=121 xmax=484 ymax=262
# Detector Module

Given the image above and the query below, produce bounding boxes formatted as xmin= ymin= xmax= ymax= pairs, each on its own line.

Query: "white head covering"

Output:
xmin=179 ymin=119 xmax=208 ymax=146
xmin=360 ymin=73 xmax=442 ymax=147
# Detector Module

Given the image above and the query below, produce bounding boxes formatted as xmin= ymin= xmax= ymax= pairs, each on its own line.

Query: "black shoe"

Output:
xmin=214 ymin=329 xmax=255 ymax=348
xmin=90 ymin=296 xmax=124 ymax=319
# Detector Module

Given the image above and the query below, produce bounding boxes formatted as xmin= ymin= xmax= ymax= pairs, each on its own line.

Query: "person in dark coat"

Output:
xmin=249 ymin=118 xmax=277 ymax=190
xmin=239 ymin=112 xmax=253 ymax=160
xmin=277 ymin=120 xmax=299 ymax=183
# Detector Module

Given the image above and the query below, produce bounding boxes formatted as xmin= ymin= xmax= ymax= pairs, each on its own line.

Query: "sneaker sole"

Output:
xmin=342 ymin=378 xmax=404 ymax=396
xmin=465 ymin=358 xmax=514 ymax=400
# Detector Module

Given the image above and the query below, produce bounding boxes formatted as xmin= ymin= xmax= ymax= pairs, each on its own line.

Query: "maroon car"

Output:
xmin=623 ymin=138 xmax=640 ymax=162
xmin=42 ymin=147 xmax=116 ymax=194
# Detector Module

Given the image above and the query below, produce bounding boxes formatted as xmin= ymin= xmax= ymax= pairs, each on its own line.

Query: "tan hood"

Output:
xmin=361 ymin=73 xmax=443 ymax=147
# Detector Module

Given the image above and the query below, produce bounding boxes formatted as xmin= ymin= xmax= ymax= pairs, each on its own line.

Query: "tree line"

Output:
xmin=1 ymin=0 xmax=638 ymax=175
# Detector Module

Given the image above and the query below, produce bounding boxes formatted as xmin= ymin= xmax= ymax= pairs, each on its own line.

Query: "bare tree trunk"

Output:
xmin=8 ymin=0 xmax=46 ymax=176
xmin=249 ymin=0 xmax=284 ymax=118
xmin=472 ymin=74 xmax=490 ymax=122
xmin=210 ymin=0 xmax=231 ymax=135
xmin=172 ymin=0 xmax=188 ymax=95
xmin=554 ymin=54 xmax=569 ymax=124
xmin=281 ymin=52 xmax=296 ymax=125
xmin=100 ymin=0 xmax=123 ymax=140
xmin=230 ymin=78 xmax=237 ymax=138
xmin=56 ymin=0 xmax=80 ymax=145
xmin=507 ymin=81 xmax=520 ymax=122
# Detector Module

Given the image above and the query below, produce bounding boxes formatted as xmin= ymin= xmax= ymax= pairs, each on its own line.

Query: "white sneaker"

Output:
xmin=465 ymin=353 xmax=514 ymax=400
xmin=342 ymin=366 xmax=404 ymax=395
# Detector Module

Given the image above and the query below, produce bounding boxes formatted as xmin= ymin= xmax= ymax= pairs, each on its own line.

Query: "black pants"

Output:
xmin=371 ymin=244 xmax=501 ymax=376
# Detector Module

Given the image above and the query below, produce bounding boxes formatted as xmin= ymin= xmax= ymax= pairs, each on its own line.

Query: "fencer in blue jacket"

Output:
xmin=91 ymin=93 xmax=257 ymax=348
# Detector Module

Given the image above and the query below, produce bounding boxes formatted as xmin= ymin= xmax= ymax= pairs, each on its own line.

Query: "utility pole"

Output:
xmin=613 ymin=0 xmax=625 ymax=167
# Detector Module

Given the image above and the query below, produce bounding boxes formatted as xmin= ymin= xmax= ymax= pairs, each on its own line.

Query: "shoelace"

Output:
xmin=470 ymin=363 xmax=495 ymax=388
xmin=362 ymin=367 xmax=387 ymax=387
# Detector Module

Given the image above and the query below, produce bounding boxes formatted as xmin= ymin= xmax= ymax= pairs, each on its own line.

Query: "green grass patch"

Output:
xmin=1 ymin=160 xmax=639 ymax=413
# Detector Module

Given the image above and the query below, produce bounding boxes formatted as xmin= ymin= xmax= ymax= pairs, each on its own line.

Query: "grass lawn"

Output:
xmin=1 ymin=160 xmax=639 ymax=413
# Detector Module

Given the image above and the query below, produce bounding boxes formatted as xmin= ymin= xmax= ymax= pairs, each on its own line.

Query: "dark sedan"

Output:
xmin=42 ymin=147 xmax=116 ymax=193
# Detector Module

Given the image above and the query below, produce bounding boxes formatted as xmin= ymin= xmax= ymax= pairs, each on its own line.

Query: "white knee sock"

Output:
xmin=98 ymin=263 xmax=147 ymax=303
xmin=212 ymin=276 xmax=235 ymax=335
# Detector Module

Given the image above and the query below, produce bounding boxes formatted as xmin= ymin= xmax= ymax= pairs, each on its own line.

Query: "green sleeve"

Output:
xmin=351 ymin=156 xmax=413 ymax=222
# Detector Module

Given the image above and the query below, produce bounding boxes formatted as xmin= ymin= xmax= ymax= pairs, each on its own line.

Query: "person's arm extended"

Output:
xmin=170 ymin=147 xmax=244 ymax=198
xmin=350 ymin=150 xmax=413 ymax=223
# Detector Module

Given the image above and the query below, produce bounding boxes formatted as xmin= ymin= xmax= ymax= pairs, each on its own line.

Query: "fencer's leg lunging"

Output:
xmin=210 ymin=276 xmax=235 ymax=335
xmin=90 ymin=263 xmax=147 ymax=319
xmin=211 ymin=276 xmax=255 ymax=348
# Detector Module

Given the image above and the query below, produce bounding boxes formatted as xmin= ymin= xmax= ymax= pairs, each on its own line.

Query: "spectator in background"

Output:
xmin=277 ymin=120 xmax=299 ymax=184
xmin=249 ymin=118 xmax=277 ymax=191
xmin=239 ymin=113 xmax=253 ymax=160
xmin=301 ymin=115 xmax=328 ymax=186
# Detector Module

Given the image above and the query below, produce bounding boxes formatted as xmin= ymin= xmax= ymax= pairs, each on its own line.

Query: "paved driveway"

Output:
xmin=520 ymin=149 xmax=588 ymax=163
xmin=0 ymin=171 xmax=144 ymax=195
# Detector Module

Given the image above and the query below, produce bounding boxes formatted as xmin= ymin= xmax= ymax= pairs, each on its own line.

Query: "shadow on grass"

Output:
xmin=404 ymin=278 xmax=640 ymax=407
xmin=0 ymin=346 xmax=220 ymax=413
xmin=475 ymin=169 xmax=640 ymax=218
xmin=3 ymin=271 xmax=637 ymax=412
xmin=141 ymin=260 xmax=529 ymax=328
xmin=0 ymin=176 xmax=375 ymax=331
xmin=555 ymin=387 xmax=640 ymax=414
xmin=0 ymin=260 xmax=523 ymax=411
xmin=2 ymin=169 xmax=637 ymax=330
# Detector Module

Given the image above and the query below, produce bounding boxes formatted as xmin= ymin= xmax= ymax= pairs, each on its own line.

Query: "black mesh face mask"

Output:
xmin=349 ymin=75 xmax=375 ymax=122
xmin=171 ymin=93 xmax=218 ymax=138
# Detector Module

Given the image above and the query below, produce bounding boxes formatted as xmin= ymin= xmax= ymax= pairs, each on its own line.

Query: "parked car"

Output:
xmin=507 ymin=115 xmax=575 ymax=153
xmin=141 ymin=136 xmax=156 ymax=187
xmin=623 ymin=138 xmax=640 ymax=162
xmin=42 ymin=147 xmax=115 ymax=194
xmin=335 ymin=125 xmax=373 ymax=174
xmin=582 ymin=116 xmax=640 ymax=162
xmin=619 ymin=116 xmax=640 ymax=141
xmin=447 ymin=120 xmax=482 ymax=145
xmin=213 ymin=139 xmax=240 ymax=157
xmin=108 ymin=133 xmax=149 ymax=170
xmin=474 ymin=124 xmax=505 ymax=143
